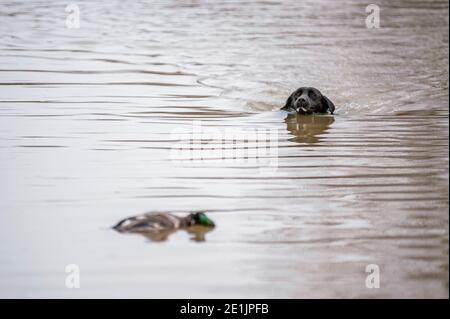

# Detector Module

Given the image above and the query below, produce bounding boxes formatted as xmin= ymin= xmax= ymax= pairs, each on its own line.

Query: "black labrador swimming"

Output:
xmin=281 ymin=87 xmax=335 ymax=114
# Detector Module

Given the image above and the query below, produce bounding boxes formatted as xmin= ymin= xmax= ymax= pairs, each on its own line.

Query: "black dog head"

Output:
xmin=282 ymin=87 xmax=335 ymax=114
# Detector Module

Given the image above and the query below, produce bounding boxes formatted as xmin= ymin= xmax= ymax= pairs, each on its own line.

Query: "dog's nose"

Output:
xmin=298 ymin=97 xmax=308 ymax=106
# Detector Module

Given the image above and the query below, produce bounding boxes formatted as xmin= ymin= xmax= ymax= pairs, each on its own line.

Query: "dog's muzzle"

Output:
xmin=295 ymin=97 xmax=311 ymax=113
xmin=296 ymin=106 xmax=308 ymax=113
xmin=295 ymin=102 xmax=311 ymax=113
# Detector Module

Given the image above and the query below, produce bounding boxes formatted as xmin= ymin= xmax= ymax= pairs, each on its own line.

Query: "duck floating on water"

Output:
xmin=113 ymin=212 xmax=215 ymax=242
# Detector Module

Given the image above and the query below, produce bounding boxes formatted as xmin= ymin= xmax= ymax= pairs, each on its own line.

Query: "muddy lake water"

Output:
xmin=0 ymin=0 xmax=448 ymax=298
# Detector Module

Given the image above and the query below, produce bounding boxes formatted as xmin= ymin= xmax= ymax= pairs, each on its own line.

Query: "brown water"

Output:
xmin=0 ymin=0 xmax=448 ymax=298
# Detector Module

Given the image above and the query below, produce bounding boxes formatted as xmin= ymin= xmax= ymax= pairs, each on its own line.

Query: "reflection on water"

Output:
xmin=0 ymin=0 xmax=448 ymax=298
xmin=284 ymin=114 xmax=335 ymax=144
xmin=117 ymin=225 xmax=214 ymax=243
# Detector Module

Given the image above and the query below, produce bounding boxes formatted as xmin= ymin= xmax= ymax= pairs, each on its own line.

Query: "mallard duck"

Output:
xmin=113 ymin=212 xmax=215 ymax=242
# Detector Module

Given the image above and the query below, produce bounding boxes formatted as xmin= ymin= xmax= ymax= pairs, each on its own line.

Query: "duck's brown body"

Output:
xmin=113 ymin=211 xmax=214 ymax=231
xmin=113 ymin=213 xmax=190 ymax=233
xmin=113 ymin=212 xmax=215 ymax=242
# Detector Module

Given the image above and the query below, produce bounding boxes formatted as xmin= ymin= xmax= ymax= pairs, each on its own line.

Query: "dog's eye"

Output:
xmin=308 ymin=91 xmax=316 ymax=99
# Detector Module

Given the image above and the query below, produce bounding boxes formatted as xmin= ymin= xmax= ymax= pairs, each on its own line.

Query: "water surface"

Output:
xmin=0 ymin=0 xmax=448 ymax=298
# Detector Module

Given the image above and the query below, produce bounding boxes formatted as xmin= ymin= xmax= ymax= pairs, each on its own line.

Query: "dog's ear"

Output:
xmin=321 ymin=95 xmax=335 ymax=114
xmin=281 ymin=93 xmax=294 ymax=111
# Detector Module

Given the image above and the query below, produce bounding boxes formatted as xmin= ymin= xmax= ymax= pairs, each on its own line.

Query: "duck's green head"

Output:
xmin=190 ymin=212 xmax=215 ymax=227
